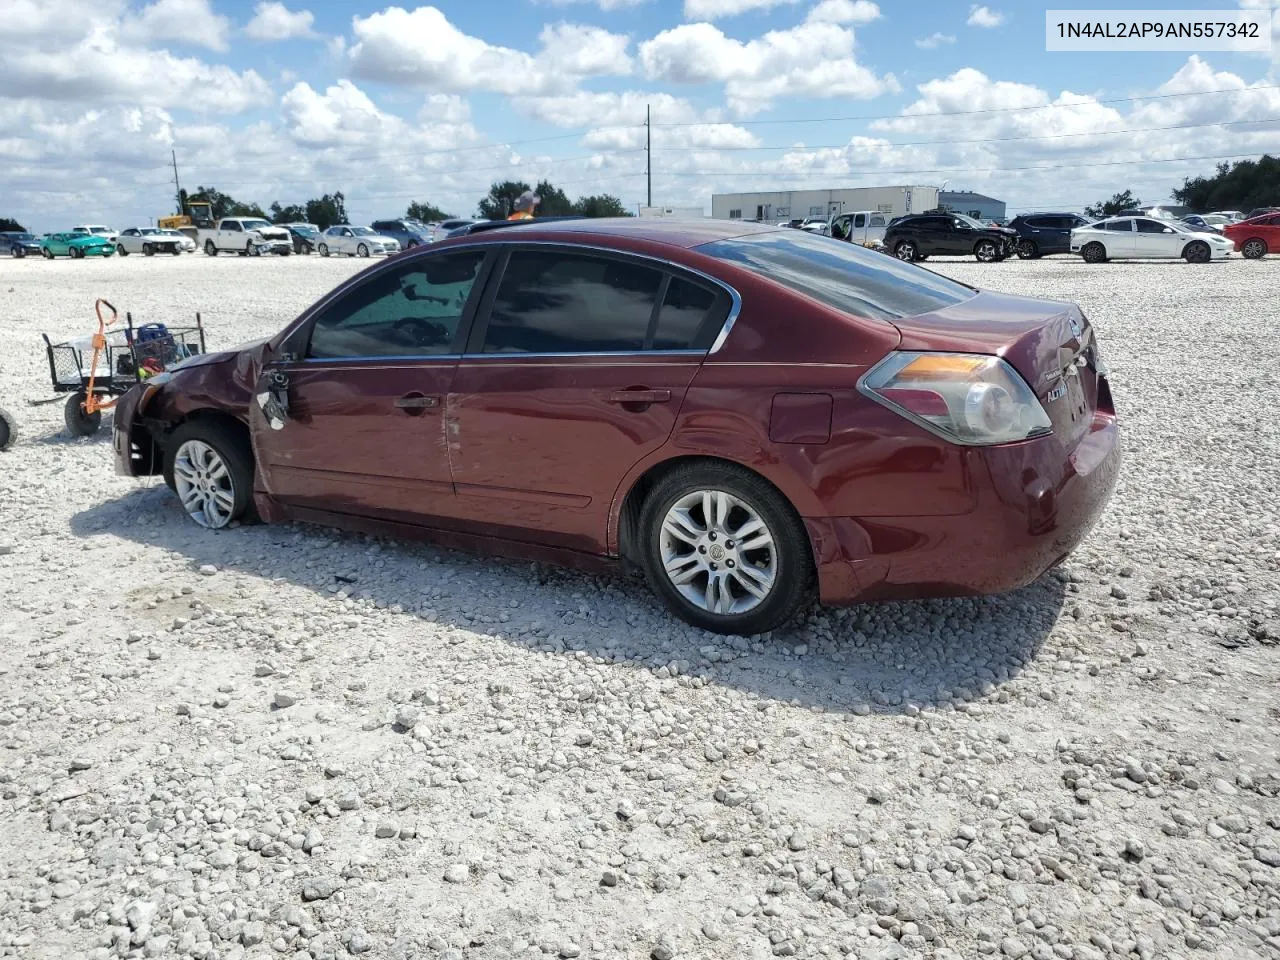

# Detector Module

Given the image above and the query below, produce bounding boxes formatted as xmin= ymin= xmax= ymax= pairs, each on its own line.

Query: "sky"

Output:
xmin=1 ymin=0 xmax=1278 ymax=230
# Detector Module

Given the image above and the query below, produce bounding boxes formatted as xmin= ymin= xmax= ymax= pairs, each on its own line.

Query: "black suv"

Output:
xmin=1007 ymin=212 xmax=1093 ymax=259
xmin=884 ymin=213 xmax=1017 ymax=262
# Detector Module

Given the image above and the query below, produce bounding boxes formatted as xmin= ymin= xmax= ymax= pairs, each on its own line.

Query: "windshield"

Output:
xmin=240 ymin=219 xmax=272 ymax=230
xmin=292 ymin=224 xmax=319 ymax=236
xmin=953 ymin=214 xmax=985 ymax=229
xmin=350 ymin=226 xmax=377 ymax=236
xmin=139 ymin=228 xmax=158 ymax=235
xmin=698 ymin=230 xmax=976 ymax=324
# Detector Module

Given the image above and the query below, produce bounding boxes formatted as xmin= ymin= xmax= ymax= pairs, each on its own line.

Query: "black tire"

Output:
xmin=13 ymin=245 xmax=26 ymax=259
xmin=1242 ymin=238 xmax=1267 ymax=259
xmin=1017 ymin=240 xmax=1038 ymax=259
xmin=0 ymin=406 xmax=16 ymax=450
xmin=974 ymin=239 xmax=999 ymax=262
xmin=42 ymin=247 xmax=54 ymax=259
xmin=117 ymin=243 xmax=128 ymax=256
xmin=205 ymin=240 xmax=218 ymax=256
xmin=1183 ymin=241 xmax=1210 ymax=264
xmin=64 ymin=393 xmax=101 ymax=436
xmin=318 ymin=243 xmax=330 ymax=257
xmin=71 ymin=247 xmax=85 ymax=259
xmin=893 ymin=240 xmax=917 ymax=262
xmin=1081 ymin=242 xmax=1107 ymax=264
xmin=162 ymin=419 xmax=256 ymax=528
xmin=144 ymin=243 xmax=155 ymax=256
xmin=638 ymin=462 xmax=813 ymax=635
xmin=171 ymin=246 xmax=181 ymax=255
xmin=357 ymin=243 xmax=369 ymax=258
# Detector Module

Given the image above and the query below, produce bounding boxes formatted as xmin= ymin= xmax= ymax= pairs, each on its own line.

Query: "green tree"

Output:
xmin=1084 ymin=189 xmax=1140 ymax=218
xmin=269 ymin=201 xmax=308 ymax=224
xmin=305 ymin=192 xmax=348 ymax=229
xmin=0 ymin=217 xmax=26 ymax=232
xmin=478 ymin=180 xmax=531 ymax=220
xmin=533 ymin=180 xmax=574 ymax=217
xmin=406 ymin=201 xmax=450 ymax=222
xmin=188 ymin=186 xmax=266 ymax=220
xmin=1172 ymin=155 xmax=1280 ymax=213
xmin=572 ymin=194 xmax=629 ymax=218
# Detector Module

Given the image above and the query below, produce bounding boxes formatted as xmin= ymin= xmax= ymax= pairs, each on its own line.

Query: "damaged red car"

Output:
xmin=114 ymin=219 xmax=1119 ymax=634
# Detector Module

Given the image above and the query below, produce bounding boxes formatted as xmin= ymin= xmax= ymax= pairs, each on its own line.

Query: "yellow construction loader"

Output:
xmin=157 ymin=200 xmax=215 ymax=243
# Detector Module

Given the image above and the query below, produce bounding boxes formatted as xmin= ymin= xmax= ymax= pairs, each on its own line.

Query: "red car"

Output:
xmin=113 ymin=219 xmax=1119 ymax=634
xmin=1222 ymin=212 xmax=1280 ymax=259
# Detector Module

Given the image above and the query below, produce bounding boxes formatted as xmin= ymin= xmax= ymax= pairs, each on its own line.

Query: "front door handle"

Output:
xmin=608 ymin=389 xmax=671 ymax=404
xmin=395 ymin=393 xmax=439 ymax=415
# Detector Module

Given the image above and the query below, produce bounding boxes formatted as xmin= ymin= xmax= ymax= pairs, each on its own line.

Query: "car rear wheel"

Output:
xmin=357 ymin=243 xmax=369 ymax=257
xmin=1017 ymin=240 xmax=1038 ymax=259
xmin=974 ymin=239 xmax=1000 ymax=262
xmin=64 ymin=393 xmax=101 ymax=436
xmin=1242 ymin=238 xmax=1267 ymax=259
xmin=318 ymin=243 xmax=330 ymax=257
xmin=1183 ymin=241 xmax=1211 ymax=264
xmin=205 ymin=241 xmax=218 ymax=256
xmin=639 ymin=463 xmax=813 ymax=635
xmin=164 ymin=421 xmax=255 ymax=530
xmin=893 ymin=240 xmax=917 ymax=262
xmin=1081 ymin=242 xmax=1107 ymax=264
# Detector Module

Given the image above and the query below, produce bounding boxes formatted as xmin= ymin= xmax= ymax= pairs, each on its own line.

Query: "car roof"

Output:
xmin=444 ymin=217 xmax=781 ymax=249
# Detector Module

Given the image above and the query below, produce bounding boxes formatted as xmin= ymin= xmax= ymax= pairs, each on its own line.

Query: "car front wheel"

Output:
xmin=1081 ymin=242 xmax=1107 ymax=264
xmin=639 ymin=463 xmax=812 ymax=635
xmin=357 ymin=243 xmax=369 ymax=257
xmin=1183 ymin=241 xmax=1211 ymax=264
xmin=205 ymin=241 xmax=218 ymax=256
xmin=117 ymin=243 xmax=128 ymax=256
xmin=1242 ymin=238 xmax=1267 ymax=259
xmin=974 ymin=239 xmax=1000 ymax=262
xmin=164 ymin=421 xmax=255 ymax=530
xmin=318 ymin=243 xmax=329 ymax=257
xmin=42 ymin=247 xmax=54 ymax=259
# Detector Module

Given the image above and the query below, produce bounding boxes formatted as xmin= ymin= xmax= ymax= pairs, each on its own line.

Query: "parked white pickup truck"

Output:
xmin=198 ymin=218 xmax=293 ymax=257
xmin=828 ymin=211 xmax=889 ymax=247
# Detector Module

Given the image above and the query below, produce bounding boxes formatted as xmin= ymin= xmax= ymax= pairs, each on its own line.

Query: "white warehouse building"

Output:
xmin=711 ymin=185 xmax=939 ymax=223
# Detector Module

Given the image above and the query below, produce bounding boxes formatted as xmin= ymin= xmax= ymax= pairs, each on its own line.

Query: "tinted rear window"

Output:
xmin=697 ymin=230 xmax=974 ymax=323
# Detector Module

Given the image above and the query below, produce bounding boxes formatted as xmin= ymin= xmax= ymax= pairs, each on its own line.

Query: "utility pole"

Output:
xmin=171 ymin=149 xmax=183 ymax=214
xmin=645 ymin=104 xmax=652 ymax=210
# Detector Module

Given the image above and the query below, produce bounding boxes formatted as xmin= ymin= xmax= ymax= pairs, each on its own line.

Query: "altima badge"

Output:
xmin=1046 ymin=382 xmax=1068 ymax=403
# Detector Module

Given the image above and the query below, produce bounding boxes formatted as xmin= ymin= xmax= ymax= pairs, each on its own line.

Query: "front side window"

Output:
xmin=308 ymin=252 xmax=485 ymax=359
xmin=853 ymin=214 xmax=866 ymax=228
xmin=698 ymin=229 xmax=975 ymax=324
xmin=224 ymin=221 xmax=242 ymax=232
xmin=481 ymin=251 xmax=663 ymax=354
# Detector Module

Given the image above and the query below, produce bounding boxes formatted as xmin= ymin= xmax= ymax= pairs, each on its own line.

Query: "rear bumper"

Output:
xmin=807 ymin=411 xmax=1120 ymax=604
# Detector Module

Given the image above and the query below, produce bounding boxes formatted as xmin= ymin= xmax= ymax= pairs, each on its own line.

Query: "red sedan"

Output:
xmin=1222 ymin=212 xmax=1280 ymax=259
xmin=113 ymin=219 xmax=1119 ymax=635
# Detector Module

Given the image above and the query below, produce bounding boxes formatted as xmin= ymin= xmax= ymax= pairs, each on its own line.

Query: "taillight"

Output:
xmin=860 ymin=352 xmax=1053 ymax=445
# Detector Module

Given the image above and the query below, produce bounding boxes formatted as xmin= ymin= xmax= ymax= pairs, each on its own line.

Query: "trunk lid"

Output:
xmin=890 ymin=291 xmax=1100 ymax=446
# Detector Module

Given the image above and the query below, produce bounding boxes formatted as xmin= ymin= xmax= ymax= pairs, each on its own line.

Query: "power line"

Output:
xmin=654 ymin=116 xmax=1280 ymax=152
xmin=651 ymin=83 xmax=1280 ymax=128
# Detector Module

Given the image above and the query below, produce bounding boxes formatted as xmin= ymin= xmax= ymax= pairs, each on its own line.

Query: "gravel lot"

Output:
xmin=0 ymin=250 xmax=1277 ymax=960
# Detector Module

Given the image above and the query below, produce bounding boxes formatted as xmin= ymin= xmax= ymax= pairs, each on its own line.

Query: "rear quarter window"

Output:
xmin=697 ymin=230 xmax=975 ymax=323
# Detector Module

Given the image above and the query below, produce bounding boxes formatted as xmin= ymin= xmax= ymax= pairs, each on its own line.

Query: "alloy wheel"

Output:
xmin=659 ymin=489 xmax=778 ymax=616
xmin=1242 ymin=239 xmax=1266 ymax=259
xmin=1082 ymin=243 xmax=1105 ymax=264
xmin=1017 ymin=240 xmax=1037 ymax=259
xmin=975 ymin=240 xmax=998 ymax=262
xmin=172 ymin=439 xmax=237 ymax=529
xmin=1185 ymin=242 xmax=1210 ymax=264
xmin=895 ymin=241 xmax=916 ymax=261
xmin=318 ymin=243 xmax=329 ymax=257
xmin=357 ymin=243 xmax=369 ymax=257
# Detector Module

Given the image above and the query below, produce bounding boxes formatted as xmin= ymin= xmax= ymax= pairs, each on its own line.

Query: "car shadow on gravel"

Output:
xmin=72 ymin=486 xmax=1067 ymax=716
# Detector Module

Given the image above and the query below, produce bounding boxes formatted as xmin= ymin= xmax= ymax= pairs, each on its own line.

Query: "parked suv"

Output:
xmin=884 ymin=214 xmax=1017 ymax=262
xmin=1007 ymin=212 xmax=1093 ymax=259
xmin=371 ymin=219 xmax=431 ymax=250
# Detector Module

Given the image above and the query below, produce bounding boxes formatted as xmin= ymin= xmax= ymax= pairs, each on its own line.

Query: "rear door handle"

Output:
xmin=395 ymin=394 xmax=440 ymax=412
xmin=608 ymin=389 xmax=671 ymax=404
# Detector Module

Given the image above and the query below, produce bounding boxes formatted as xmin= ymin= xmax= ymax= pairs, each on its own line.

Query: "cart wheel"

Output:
xmin=64 ymin=393 xmax=102 ymax=437
xmin=0 ymin=406 xmax=16 ymax=451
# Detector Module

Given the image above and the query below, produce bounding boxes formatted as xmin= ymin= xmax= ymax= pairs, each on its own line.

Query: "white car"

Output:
xmin=1070 ymin=216 xmax=1234 ymax=263
xmin=72 ymin=224 xmax=117 ymax=242
xmin=317 ymin=225 xmax=400 ymax=258
xmin=115 ymin=227 xmax=184 ymax=256
xmin=157 ymin=228 xmax=197 ymax=252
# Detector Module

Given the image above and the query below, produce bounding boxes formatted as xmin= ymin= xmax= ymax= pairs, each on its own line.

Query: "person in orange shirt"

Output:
xmin=507 ymin=190 xmax=540 ymax=221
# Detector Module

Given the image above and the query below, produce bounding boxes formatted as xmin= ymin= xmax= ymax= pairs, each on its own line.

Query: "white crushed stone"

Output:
xmin=0 ymin=251 xmax=1277 ymax=959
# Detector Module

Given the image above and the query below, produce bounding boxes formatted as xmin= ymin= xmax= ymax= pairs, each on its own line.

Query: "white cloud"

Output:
xmin=966 ymin=5 xmax=1004 ymax=28
xmin=915 ymin=31 xmax=955 ymax=49
xmin=122 ymin=0 xmax=230 ymax=52
xmin=806 ymin=0 xmax=881 ymax=25
xmin=537 ymin=22 xmax=633 ymax=76
xmin=513 ymin=90 xmax=760 ymax=149
xmin=639 ymin=20 xmax=897 ymax=113
xmin=244 ymin=2 xmax=318 ymax=42
xmin=684 ymin=0 xmax=800 ymax=19
xmin=543 ymin=0 xmax=648 ymax=9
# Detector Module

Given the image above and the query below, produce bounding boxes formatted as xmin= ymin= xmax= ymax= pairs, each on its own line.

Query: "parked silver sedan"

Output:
xmin=316 ymin=226 xmax=400 ymax=258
